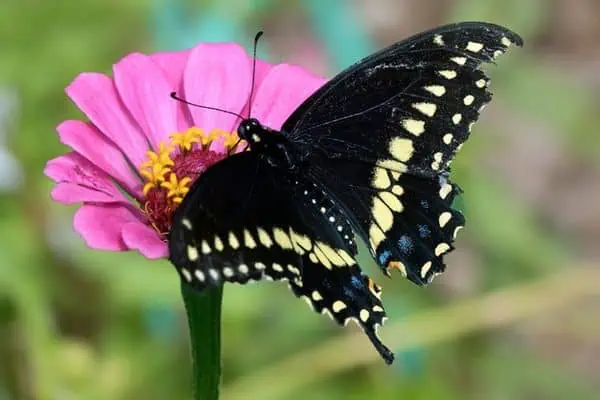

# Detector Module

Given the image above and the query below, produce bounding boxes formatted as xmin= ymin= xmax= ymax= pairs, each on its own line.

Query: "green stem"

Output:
xmin=181 ymin=283 xmax=223 ymax=400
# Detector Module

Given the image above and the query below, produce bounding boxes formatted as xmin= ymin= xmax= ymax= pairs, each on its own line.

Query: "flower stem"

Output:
xmin=181 ymin=282 xmax=223 ymax=400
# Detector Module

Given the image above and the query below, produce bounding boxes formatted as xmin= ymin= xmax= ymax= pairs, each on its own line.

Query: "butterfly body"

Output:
xmin=168 ymin=22 xmax=523 ymax=364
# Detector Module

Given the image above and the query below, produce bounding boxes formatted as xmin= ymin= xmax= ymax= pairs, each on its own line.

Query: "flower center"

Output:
xmin=139 ymin=127 xmax=242 ymax=237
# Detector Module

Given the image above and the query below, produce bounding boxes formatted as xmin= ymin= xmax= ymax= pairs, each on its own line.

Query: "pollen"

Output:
xmin=138 ymin=126 xmax=232 ymax=236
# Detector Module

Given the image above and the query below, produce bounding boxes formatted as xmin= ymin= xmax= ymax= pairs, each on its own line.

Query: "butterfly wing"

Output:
xmin=282 ymin=22 xmax=522 ymax=284
xmin=168 ymin=152 xmax=393 ymax=362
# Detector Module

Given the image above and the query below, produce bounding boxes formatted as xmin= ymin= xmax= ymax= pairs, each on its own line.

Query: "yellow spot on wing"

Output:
xmin=388 ymin=137 xmax=414 ymax=162
xmin=466 ymin=41 xmax=484 ymax=52
xmin=243 ymin=229 xmax=257 ymax=248
xmin=421 ymin=261 xmax=433 ymax=278
xmin=273 ymin=228 xmax=293 ymax=249
xmin=201 ymin=240 xmax=211 ymax=254
xmin=501 ymin=36 xmax=513 ymax=47
xmin=424 ymin=85 xmax=446 ymax=97
xmin=439 ymin=212 xmax=452 ymax=227
xmin=372 ymin=197 xmax=394 ymax=232
xmin=228 ymin=232 xmax=239 ymax=249
xmin=181 ymin=268 xmax=192 ymax=282
xmin=369 ymin=225 xmax=386 ymax=251
xmin=412 ymin=102 xmax=437 ymax=117
xmin=391 ymin=185 xmax=404 ymax=196
xmin=401 ymin=119 xmax=425 ymax=136
xmin=337 ymin=249 xmax=355 ymax=265
xmin=379 ymin=192 xmax=403 ymax=212
xmin=187 ymin=245 xmax=198 ymax=261
xmin=376 ymin=159 xmax=407 ymax=173
xmin=360 ymin=309 xmax=370 ymax=322
xmin=435 ymin=243 xmax=451 ymax=256
xmin=388 ymin=261 xmax=407 ymax=277
xmin=439 ymin=183 xmax=453 ymax=199
xmin=439 ymin=70 xmax=457 ymax=79
xmin=313 ymin=245 xmax=332 ymax=269
xmin=372 ymin=167 xmax=391 ymax=189
xmin=332 ymin=301 xmax=347 ymax=313
xmin=257 ymin=227 xmax=273 ymax=248
xmin=316 ymin=242 xmax=346 ymax=267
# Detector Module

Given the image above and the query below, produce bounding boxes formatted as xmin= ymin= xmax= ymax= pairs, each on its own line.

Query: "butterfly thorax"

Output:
xmin=237 ymin=118 xmax=306 ymax=171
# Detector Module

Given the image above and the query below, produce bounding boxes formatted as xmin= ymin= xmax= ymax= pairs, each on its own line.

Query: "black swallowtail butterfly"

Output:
xmin=169 ymin=22 xmax=523 ymax=364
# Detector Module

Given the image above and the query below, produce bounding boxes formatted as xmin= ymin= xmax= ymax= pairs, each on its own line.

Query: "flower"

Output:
xmin=45 ymin=42 xmax=326 ymax=259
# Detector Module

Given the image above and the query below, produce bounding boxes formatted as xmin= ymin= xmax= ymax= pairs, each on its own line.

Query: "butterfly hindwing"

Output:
xmin=281 ymin=22 xmax=522 ymax=284
xmin=169 ymin=152 xmax=392 ymax=360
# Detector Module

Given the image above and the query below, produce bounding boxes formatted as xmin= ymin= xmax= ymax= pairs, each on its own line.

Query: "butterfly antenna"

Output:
xmin=170 ymin=92 xmax=244 ymax=119
xmin=247 ymin=31 xmax=264 ymax=118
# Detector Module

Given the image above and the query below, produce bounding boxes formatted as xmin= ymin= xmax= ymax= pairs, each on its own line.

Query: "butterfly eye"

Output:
xmin=237 ymin=122 xmax=249 ymax=139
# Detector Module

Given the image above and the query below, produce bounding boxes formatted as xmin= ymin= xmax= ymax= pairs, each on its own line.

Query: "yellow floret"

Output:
xmin=161 ymin=173 xmax=192 ymax=204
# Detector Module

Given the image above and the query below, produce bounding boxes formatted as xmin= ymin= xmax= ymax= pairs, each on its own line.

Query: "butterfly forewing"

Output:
xmin=282 ymin=22 xmax=521 ymax=283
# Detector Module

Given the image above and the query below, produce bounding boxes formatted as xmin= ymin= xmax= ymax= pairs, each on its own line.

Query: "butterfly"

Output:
xmin=168 ymin=22 xmax=523 ymax=364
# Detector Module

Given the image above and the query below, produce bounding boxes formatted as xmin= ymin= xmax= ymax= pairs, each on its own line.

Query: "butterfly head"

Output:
xmin=237 ymin=118 xmax=266 ymax=145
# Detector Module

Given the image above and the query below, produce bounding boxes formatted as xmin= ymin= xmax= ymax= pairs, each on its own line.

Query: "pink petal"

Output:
xmin=66 ymin=73 xmax=149 ymax=168
xmin=183 ymin=43 xmax=251 ymax=133
xmin=44 ymin=153 xmax=129 ymax=205
xmin=208 ymin=136 xmax=227 ymax=154
xmin=73 ymin=204 xmax=145 ymax=252
xmin=57 ymin=120 xmax=142 ymax=198
xmin=113 ymin=53 xmax=179 ymax=148
xmin=51 ymin=183 xmax=125 ymax=204
xmin=239 ymin=58 xmax=274 ymax=118
xmin=121 ymin=222 xmax=168 ymax=259
xmin=150 ymin=49 xmax=190 ymax=88
xmin=251 ymin=64 xmax=326 ymax=130
xmin=150 ymin=49 xmax=194 ymax=131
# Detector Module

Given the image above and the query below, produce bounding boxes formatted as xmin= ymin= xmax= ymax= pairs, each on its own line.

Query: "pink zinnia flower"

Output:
xmin=45 ymin=43 xmax=325 ymax=259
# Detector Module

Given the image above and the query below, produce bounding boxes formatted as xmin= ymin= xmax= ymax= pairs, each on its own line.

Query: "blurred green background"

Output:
xmin=2 ymin=0 xmax=600 ymax=399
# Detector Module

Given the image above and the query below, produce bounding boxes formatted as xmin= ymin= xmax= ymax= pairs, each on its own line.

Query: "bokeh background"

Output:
xmin=2 ymin=0 xmax=600 ymax=399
